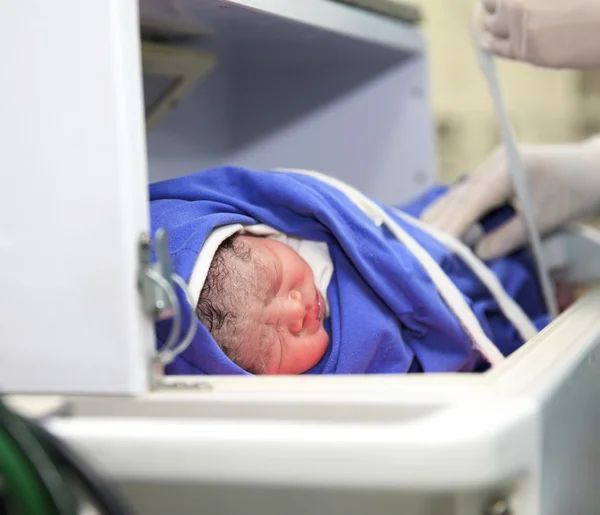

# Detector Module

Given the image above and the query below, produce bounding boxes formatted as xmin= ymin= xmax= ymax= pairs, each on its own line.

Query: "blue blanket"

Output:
xmin=149 ymin=167 xmax=550 ymax=375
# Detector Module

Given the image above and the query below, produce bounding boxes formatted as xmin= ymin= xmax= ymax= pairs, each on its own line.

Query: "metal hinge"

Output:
xmin=138 ymin=229 xmax=197 ymax=367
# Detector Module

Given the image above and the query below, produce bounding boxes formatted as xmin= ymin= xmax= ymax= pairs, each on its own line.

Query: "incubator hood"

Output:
xmin=3 ymin=1 xmax=600 ymax=514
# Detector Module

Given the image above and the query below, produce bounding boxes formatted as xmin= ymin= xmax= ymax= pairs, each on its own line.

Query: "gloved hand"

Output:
xmin=476 ymin=0 xmax=600 ymax=69
xmin=421 ymin=138 xmax=600 ymax=260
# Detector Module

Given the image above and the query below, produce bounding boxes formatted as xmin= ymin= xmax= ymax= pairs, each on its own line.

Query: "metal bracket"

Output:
xmin=138 ymin=230 xmax=174 ymax=321
xmin=141 ymin=41 xmax=216 ymax=131
xmin=138 ymin=230 xmax=197 ymax=368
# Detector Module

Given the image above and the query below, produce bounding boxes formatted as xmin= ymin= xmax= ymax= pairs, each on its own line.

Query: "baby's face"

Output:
xmin=238 ymin=235 xmax=329 ymax=374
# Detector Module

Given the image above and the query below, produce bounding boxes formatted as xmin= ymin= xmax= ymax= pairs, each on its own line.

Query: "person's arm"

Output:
xmin=420 ymin=137 xmax=600 ymax=260
xmin=476 ymin=0 xmax=600 ymax=69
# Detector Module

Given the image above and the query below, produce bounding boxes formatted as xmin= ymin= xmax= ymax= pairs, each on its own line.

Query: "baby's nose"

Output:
xmin=284 ymin=291 xmax=305 ymax=333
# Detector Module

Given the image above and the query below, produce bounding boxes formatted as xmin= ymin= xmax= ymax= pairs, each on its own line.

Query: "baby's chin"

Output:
xmin=274 ymin=328 xmax=330 ymax=375
xmin=295 ymin=328 xmax=330 ymax=374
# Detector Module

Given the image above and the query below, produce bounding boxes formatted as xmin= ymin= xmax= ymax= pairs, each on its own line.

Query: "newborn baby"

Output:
xmin=150 ymin=166 xmax=552 ymax=376
xmin=196 ymin=233 xmax=329 ymax=375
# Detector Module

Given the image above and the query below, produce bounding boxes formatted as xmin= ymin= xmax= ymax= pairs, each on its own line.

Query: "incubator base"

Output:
xmin=11 ymin=275 xmax=598 ymax=515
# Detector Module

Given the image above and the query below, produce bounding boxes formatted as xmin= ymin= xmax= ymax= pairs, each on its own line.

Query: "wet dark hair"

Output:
xmin=196 ymin=234 xmax=263 ymax=373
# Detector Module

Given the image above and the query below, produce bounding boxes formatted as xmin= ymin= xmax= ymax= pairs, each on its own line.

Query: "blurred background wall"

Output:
xmin=409 ymin=0 xmax=600 ymax=183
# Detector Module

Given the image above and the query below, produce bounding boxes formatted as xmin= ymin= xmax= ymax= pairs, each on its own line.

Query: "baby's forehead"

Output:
xmin=238 ymin=235 xmax=276 ymax=282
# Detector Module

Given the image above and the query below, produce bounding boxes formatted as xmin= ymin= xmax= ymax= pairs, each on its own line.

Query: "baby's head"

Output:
xmin=196 ymin=233 xmax=329 ymax=374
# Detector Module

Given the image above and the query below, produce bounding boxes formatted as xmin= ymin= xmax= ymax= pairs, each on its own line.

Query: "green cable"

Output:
xmin=0 ymin=401 xmax=78 ymax=515
xmin=0 ymin=426 xmax=52 ymax=515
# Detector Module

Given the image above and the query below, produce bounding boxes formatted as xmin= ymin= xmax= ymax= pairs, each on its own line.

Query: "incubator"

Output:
xmin=3 ymin=1 xmax=600 ymax=514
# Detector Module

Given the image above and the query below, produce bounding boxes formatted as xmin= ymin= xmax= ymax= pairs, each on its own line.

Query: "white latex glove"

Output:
xmin=421 ymin=138 xmax=600 ymax=260
xmin=476 ymin=0 xmax=600 ymax=69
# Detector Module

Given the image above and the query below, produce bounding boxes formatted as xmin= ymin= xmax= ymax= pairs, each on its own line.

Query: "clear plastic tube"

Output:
xmin=471 ymin=16 xmax=559 ymax=319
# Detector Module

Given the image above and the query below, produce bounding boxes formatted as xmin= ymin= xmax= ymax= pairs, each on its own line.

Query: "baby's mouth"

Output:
xmin=315 ymin=290 xmax=326 ymax=324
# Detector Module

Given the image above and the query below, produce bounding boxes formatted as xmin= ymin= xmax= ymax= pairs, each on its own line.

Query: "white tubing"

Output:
xmin=471 ymin=15 xmax=558 ymax=319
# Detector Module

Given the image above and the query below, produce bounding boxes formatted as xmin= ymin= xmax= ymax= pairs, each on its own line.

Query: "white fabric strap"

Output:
xmin=394 ymin=209 xmax=537 ymax=342
xmin=276 ymin=168 xmax=506 ymax=366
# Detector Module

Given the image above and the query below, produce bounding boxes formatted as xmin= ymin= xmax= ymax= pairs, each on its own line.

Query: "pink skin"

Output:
xmin=238 ymin=235 xmax=329 ymax=374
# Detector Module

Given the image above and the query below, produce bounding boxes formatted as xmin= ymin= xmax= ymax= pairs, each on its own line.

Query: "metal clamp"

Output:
xmin=138 ymin=229 xmax=197 ymax=366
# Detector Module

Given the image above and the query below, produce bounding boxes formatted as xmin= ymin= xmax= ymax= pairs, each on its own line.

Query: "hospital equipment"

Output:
xmin=0 ymin=399 xmax=133 ymax=515
xmin=3 ymin=1 xmax=600 ymax=513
